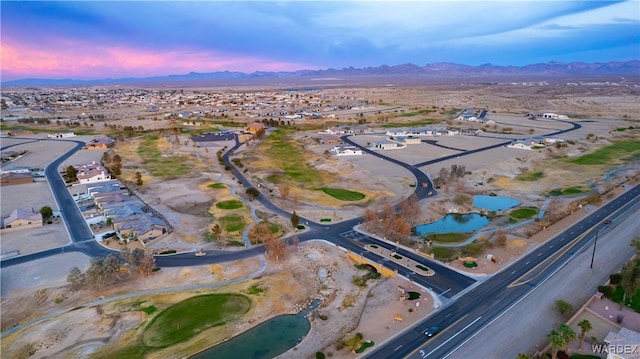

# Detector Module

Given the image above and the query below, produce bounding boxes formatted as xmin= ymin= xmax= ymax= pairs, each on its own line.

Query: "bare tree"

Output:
xmin=138 ymin=252 xmax=156 ymax=275
xmin=249 ymin=222 xmax=270 ymax=243
xmin=495 ymin=230 xmax=507 ymax=247
xmin=279 ymin=185 xmax=290 ymax=202
xmin=67 ymin=267 xmax=85 ymax=290
xmin=264 ymin=235 xmax=289 ymax=262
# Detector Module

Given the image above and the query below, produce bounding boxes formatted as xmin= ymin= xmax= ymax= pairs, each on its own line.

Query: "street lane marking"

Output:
xmin=394 ymin=345 xmax=403 ymax=351
xmin=408 ymin=314 xmax=468 ymax=359
xmin=426 ymin=316 xmax=482 ymax=357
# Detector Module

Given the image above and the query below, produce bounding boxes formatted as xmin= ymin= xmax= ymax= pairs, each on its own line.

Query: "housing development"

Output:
xmin=1 ymin=73 xmax=639 ymax=359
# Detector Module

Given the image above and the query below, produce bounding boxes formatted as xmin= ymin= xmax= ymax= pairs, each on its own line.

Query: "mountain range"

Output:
xmin=3 ymin=60 xmax=639 ymax=87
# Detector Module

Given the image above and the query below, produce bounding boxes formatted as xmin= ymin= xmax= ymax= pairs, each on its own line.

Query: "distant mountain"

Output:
xmin=3 ymin=60 xmax=638 ymax=87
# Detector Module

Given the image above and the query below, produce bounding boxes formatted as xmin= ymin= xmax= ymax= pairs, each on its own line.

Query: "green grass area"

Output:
xmin=548 ymin=186 xmax=589 ymax=196
xmin=424 ymin=232 xmax=470 ymax=244
xmin=219 ymin=215 xmax=246 ymax=232
xmin=355 ymin=341 xmax=375 ymax=354
xmin=569 ymin=140 xmax=640 ymax=165
xmin=215 ymin=200 xmax=243 ymax=210
xmin=516 ymin=171 xmax=544 ymax=181
xmin=208 ymin=183 xmax=226 ymax=189
xmin=509 ymin=207 xmax=539 ymax=222
xmin=431 ymin=247 xmax=459 ymax=261
xmin=320 ymin=187 xmax=365 ymax=201
xmin=260 ymin=129 xmax=327 ymax=186
xmin=570 ymin=355 xmax=602 ymax=359
xmin=210 ymin=120 xmax=247 ymax=128
xmin=399 ymin=109 xmax=436 ymax=117
xmin=245 ymin=284 xmax=265 ymax=295
xmin=227 ymin=240 xmax=245 ymax=246
xmin=320 ymin=218 xmax=332 ymax=222
xmin=141 ymin=305 xmax=157 ymax=315
xmin=296 ymin=225 xmax=306 ymax=230
xmin=380 ymin=119 xmax=434 ymax=128
xmin=463 ymin=261 xmax=478 ymax=268
xmin=143 ymin=293 xmax=251 ymax=348
xmin=137 ymin=135 xmax=191 ymax=177
xmin=392 ymin=254 xmax=402 ymax=260
xmin=158 ymin=249 xmax=177 ymax=255
xmin=407 ymin=292 xmax=421 ymax=300
xmin=416 ymin=264 xmax=429 ymax=272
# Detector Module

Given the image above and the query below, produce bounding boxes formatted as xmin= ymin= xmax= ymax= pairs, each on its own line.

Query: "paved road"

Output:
xmin=1 ymin=139 xmax=115 ymax=268
xmin=366 ymin=184 xmax=640 ymax=359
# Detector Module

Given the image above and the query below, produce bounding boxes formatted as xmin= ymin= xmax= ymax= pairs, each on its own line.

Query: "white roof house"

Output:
xmin=507 ymin=141 xmax=533 ymax=150
xmin=75 ymin=161 xmax=112 ymax=184
xmin=399 ymin=136 xmax=422 ymax=144
xmin=604 ymin=328 xmax=640 ymax=359
xmin=330 ymin=145 xmax=363 ymax=156
xmin=375 ymin=140 xmax=404 ymax=150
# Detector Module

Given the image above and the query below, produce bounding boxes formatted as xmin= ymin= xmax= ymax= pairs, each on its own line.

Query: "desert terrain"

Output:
xmin=1 ymin=81 xmax=639 ymax=358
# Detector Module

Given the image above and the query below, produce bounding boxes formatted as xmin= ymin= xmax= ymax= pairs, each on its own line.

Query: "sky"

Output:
xmin=1 ymin=1 xmax=639 ymax=81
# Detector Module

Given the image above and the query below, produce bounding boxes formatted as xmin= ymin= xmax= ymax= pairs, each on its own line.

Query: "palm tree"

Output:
xmin=559 ymin=324 xmax=577 ymax=353
xmin=548 ymin=329 xmax=564 ymax=359
xmin=577 ymin=319 xmax=593 ymax=351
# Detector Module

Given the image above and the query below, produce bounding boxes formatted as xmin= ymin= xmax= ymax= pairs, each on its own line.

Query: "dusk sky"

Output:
xmin=2 ymin=1 xmax=639 ymax=81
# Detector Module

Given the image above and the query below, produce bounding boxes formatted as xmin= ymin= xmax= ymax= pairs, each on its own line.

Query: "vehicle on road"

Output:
xmin=195 ymin=251 xmax=206 ymax=256
xmin=425 ymin=326 xmax=439 ymax=337
xmin=604 ymin=220 xmax=612 ymax=225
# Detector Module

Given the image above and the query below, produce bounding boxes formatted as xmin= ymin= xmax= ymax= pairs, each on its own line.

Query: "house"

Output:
xmin=385 ymin=129 xmax=408 ymax=137
xmin=74 ymin=161 xmax=111 ymax=184
xmin=0 ymin=172 xmax=33 ymax=185
xmin=191 ymin=132 xmax=236 ymax=147
xmin=313 ymin=133 xmax=341 ymax=145
xmin=507 ymin=141 xmax=533 ymax=150
xmin=375 ymin=140 xmax=404 ymax=150
xmin=323 ymin=126 xmax=354 ymax=136
xmin=398 ymin=136 xmax=421 ymax=144
xmin=1 ymin=208 xmax=42 ymax=229
xmin=330 ymin=146 xmax=363 ymax=156
xmin=603 ymin=328 xmax=640 ymax=359
xmin=86 ymin=181 xmax=122 ymax=196
xmin=85 ymin=138 xmax=111 ymax=150
xmin=543 ymin=137 xmax=564 ymax=144
xmin=247 ymin=122 xmax=266 ymax=133
xmin=7 ymin=129 xmax=33 ymax=136
xmin=48 ymin=132 xmax=76 ymax=138
xmin=113 ymin=214 xmax=168 ymax=242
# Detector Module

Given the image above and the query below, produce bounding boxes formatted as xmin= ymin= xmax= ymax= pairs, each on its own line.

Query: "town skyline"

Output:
xmin=2 ymin=1 xmax=639 ymax=81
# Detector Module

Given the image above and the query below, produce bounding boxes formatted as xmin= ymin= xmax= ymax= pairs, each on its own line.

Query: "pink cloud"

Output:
xmin=1 ymin=37 xmax=314 ymax=81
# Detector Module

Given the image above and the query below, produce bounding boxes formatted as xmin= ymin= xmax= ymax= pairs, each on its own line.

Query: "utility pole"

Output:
xmin=591 ymin=228 xmax=604 ymax=269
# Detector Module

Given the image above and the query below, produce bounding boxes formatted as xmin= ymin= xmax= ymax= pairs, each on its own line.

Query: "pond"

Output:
xmin=473 ymin=195 xmax=520 ymax=211
xmin=191 ymin=300 xmax=320 ymax=359
xmin=414 ymin=213 xmax=489 ymax=236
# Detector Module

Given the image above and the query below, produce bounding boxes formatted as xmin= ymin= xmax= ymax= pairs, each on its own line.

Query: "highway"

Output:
xmin=366 ymin=184 xmax=640 ymax=359
xmin=6 ymin=118 xmax=631 ymax=358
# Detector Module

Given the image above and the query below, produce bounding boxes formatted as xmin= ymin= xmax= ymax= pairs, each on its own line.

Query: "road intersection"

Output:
xmin=3 ymin=118 xmax=638 ymax=358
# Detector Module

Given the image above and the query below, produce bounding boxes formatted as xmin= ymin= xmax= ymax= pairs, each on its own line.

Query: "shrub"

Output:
xmin=610 ymin=273 xmax=622 ymax=285
xmin=598 ymin=285 xmax=614 ymax=297
xmin=316 ymin=352 xmax=326 ymax=359
xmin=555 ymin=299 xmax=573 ymax=316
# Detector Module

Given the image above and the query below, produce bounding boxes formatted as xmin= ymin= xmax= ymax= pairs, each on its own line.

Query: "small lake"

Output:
xmin=473 ymin=195 xmax=520 ymax=211
xmin=414 ymin=213 xmax=489 ymax=236
xmin=191 ymin=300 xmax=319 ymax=359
